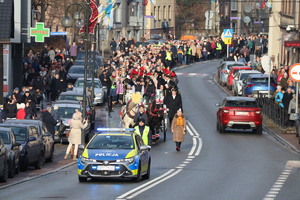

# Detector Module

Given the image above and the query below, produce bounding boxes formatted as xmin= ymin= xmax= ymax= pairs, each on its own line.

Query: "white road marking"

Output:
xmin=116 ymin=121 xmax=202 ymax=200
xmin=263 ymin=161 xmax=300 ymax=200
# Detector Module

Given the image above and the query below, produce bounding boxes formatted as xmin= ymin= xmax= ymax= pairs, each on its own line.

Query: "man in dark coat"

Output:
xmin=110 ymin=38 xmax=117 ymax=54
xmin=282 ymin=87 xmax=294 ymax=127
xmin=164 ymin=88 xmax=182 ymax=125
xmin=42 ymin=107 xmax=57 ymax=137
xmin=50 ymin=74 xmax=61 ymax=101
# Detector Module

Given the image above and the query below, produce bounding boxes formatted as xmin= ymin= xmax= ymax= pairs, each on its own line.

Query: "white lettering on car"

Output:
xmin=95 ymin=153 xmax=119 ymax=157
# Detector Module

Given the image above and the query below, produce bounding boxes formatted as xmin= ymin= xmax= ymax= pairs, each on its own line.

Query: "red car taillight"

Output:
xmin=271 ymin=84 xmax=277 ymax=87
xmin=247 ymin=84 xmax=255 ymax=88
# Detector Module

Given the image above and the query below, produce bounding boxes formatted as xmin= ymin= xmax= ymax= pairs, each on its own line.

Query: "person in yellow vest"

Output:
xmin=165 ymin=49 xmax=172 ymax=68
xmin=134 ymin=118 xmax=150 ymax=145
xmin=216 ymin=40 xmax=223 ymax=59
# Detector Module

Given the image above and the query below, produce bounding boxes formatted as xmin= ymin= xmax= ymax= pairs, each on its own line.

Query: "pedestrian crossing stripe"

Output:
xmin=223 ymin=29 xmax=233 ymax=38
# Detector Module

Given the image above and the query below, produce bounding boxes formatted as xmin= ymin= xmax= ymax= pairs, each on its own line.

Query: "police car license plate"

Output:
xmin=97 ymin=165 xmax=115 ymax=171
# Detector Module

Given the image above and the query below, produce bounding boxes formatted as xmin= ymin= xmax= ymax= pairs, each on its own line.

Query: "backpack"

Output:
xmin=211 ymin=42 xmax=216 ymax=50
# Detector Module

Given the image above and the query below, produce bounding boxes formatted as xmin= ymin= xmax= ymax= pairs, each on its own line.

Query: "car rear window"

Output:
xmin=69 ymin=67 xmax=84 ymax=73
xmin=74 ymin=80 xmax=102 ymax=88
xmin=57 ymin=107 xmax=79 ymax=118
xmin=225 ymin=100 xmax=258 ymax=107
xmin=0 ymin=131 xmax=10 ymax=144
xmin=251 ymin=78 xmax=268 ymax=83
xmin=11 ymin=127 xmax=28 ymax=141
xmin=88 ymin=135 xmax=134 ymax=149
xmin=58 ymin=95 xmax=83 ymax=101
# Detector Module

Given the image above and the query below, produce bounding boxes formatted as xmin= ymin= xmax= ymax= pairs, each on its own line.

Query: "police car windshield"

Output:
xmin=88 ymin=135 xmax=134 ymax=149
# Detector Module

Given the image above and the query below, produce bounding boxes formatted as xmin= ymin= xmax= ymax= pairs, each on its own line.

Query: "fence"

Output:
xmin=256 ymin=93 xmax=289 ymax=129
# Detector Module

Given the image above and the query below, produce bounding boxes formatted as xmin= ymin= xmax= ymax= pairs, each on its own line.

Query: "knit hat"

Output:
xmin=20 ymin=103 xmax=25 ymax=109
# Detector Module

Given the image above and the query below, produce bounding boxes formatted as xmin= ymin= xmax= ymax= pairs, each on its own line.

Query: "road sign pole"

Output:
xmin=227 ymin=44 xmax=229 ymax=58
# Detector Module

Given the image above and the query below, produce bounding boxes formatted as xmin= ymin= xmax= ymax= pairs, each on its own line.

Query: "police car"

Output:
xmin=77 ymin=128 xmax=151 ymax=182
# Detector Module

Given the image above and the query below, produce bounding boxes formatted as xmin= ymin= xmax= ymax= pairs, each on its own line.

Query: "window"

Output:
xmin=153 ymin=6 xmax=156 ymax=20
xmin=231 ymin=0 xmax=237 ymax=11
xmin=163 ymin=6 xmax=166 ymax=20
xmin=168 ymin=5 xmax=171 ymax=20
xmin=115 ymin=3 xmax=121 ymax=23
xmin=29 ymin=127 xmax=39 ymax=138
xmin=231 ymin=22 xmax=236 ymax=33
xmin=157 ymin=6 xmax=160 ymax=20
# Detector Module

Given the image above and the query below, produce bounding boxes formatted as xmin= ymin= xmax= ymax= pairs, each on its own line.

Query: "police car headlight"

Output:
xmin=81 ymin=157 xmax=96 ymax=163
xmin=117 ymin=157 xmax=134 ymax=163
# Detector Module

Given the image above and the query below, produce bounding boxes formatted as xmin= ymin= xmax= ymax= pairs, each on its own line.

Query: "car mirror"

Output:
xmin=43 ymin=132 xmax=52 ymax=137
xmin=215 ymin=103 xmax=221 ymax=107
xmin=140 ymin=145 xmax=151 ymax=151
xmin=79 ymin=145 xmax=85 ymax=150
xmin=28 ymin=137 xmax=37 ymax=141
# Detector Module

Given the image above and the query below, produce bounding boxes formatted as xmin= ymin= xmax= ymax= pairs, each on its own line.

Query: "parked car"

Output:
xmin=0 ymin=124 xmax=46 ymax=171
xmin=135 ymin=41 xmax=150 ymax=47
xmin=67 ymin=65 xmax=96 ymax=84
xmin=73 ymin=78 xmax=106 ymax=105
xmin=0 ymin=127 xmax=21 ymax=178
xmin=74 ymin=59 xmax=102 ymax=69
xmin=241 ymin=74 xmax=277 ymax=97
xmin=217 ymin=61 xmax=245 ymax=86
xmin=0 ymin=137 xmax=9 ymax=182
xmin=216 ymin=97 xmax=263 ymax=134
xmin=232 ymin=70 xmax=262 ymax=96
xmin=226 ymin=66 xmax=252 ymax=90
xmin=57 ymin=91 xmax=93 ymax=108
xmin=51 ymin=102 xmax=91 ymax=143
xmin=76 ymin=51 xmax=103 ymax=63
xmin=3 ymin=119 xmax=54 ymax=162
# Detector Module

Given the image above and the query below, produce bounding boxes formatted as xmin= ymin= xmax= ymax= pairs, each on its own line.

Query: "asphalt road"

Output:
xmin=1 ymin=60 xmax=300 ymax=200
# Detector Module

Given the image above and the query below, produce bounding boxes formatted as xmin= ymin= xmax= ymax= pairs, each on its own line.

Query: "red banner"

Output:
xmin=80 ymin=0 xmax=99 ymax=34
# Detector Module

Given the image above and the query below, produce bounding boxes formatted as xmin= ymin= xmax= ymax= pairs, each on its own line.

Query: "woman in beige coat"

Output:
xmin=171 ymin=109 xmax=186 ymax=151
xmin=64 ymin=111 xmax=88 ymax=160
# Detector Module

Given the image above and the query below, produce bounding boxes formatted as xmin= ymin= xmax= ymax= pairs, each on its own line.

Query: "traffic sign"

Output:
xmin=30 ymin=22 xmax=50 ymax=42
xmin=289 ymin=63 xmax=300 ymax=82
xmin=223 ymin=38 xmax=232 ymax=44
xmin=223 ymin=29 xmax=233 ymax=38
xmin=50 ymin=32 xmax=67 ymax=36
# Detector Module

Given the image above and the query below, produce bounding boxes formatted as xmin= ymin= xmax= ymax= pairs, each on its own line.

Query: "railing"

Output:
xmin=256 ymin=93 xmax=288 ymax=129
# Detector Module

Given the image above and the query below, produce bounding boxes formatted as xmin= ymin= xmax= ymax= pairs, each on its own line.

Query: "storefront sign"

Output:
xmin=284 ymin=41 xmax=300 ymax=48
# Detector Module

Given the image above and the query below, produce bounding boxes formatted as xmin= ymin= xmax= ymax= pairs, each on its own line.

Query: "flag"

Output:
xmin=260 ymin=0 xmax=267 ymax=8
xmin=266 ymin=0 xmax=272 ymax=8
xmin=143 ymin=0 xmax=148 ymax=6
xmin=150 ymin=0 xmax=156 ymax=4
xmin=79 ymin=0 xmax=98 ymax=34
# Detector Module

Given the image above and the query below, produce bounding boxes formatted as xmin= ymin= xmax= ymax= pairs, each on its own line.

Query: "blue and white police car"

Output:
xmin=77 ymin=128 xmax=151 ymax=182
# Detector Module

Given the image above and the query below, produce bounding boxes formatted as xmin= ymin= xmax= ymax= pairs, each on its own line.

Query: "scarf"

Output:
xmin=176 ymin=116 xmax=184 ymax=126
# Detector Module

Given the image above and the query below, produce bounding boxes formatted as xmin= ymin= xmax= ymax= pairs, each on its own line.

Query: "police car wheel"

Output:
xmin=143 ymin=159 xmax=151 ymax=179
xmin=133 ymin=163 xmax=142 ymax=182
xmin=78 ymin=176 xmax=87 ymax=182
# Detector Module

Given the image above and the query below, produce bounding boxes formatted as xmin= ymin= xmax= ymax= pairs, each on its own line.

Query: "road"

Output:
xmin=1 ymin=60 xmax=299 ymax=200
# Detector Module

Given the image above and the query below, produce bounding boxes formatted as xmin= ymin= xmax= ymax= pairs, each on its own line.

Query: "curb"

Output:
xmin=0 ymin=161 xmax=76 ymax=190
xmin=213 ymin=73 xmax=300 ymax=154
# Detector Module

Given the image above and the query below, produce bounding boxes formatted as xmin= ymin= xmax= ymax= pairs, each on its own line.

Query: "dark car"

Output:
xmin=216 ymin=97 xmax=263 ymax=134
xmin=3 ymin=119 xmax=55 ymax=162
xmin=0 ymin=124 xmax=46 ymax=171
xmin=0 ymin=127 xmax=21 ymax=178
xmin=51 ymin=102 xmax=91 ymax=143
xmin=0 ymin=137 xmax=9 ymax=182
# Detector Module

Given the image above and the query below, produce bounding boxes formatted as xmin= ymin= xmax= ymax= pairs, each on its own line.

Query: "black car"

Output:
xmin=0 ymin=127 xmax=21 ymax=178
xmin=3 ymin=119 xmax=55 ymax=162
xmin=0 ymin=124 xmax=46 ymax=171
xmin=51 ymin=102 xmax=91 ymax=143
xmin=0 ymin=137 xmax=9 ymax=182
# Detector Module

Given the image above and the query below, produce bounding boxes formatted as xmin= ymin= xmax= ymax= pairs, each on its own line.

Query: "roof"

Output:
xmin=0 ymin=0 xmax=13 ymax=42
xmin=248 ymin=73 xmax=269 ymax=78
xmin=225 ymin=96 xmax=256 ymax=102
xmin=59 ymin=91 xmax=84 ymax=96
xmin=53 ymin=102 xmax=82 ymax=108
xmin=4 ymin=119 xmax=41 ymax=126
xmin=224 ymin=61 xmax=245 ymax=65
xmin=0 ymin=127 xmax=12 ymax=132
xmin=238 ymin=70 xmax=261 ymax=74
xmin=0 ymin=123 xmax=30 ymax=128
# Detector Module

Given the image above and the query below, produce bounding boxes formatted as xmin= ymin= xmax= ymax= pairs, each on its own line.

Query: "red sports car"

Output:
xmin=216 ymin=97 xmax=263 ymax=134
xmin=227 ymin=66 xmax=252 ymax=90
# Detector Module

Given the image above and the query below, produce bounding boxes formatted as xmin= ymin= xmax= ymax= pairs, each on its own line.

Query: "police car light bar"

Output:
xmin=96 ymin=128 xmax=135 ymax=133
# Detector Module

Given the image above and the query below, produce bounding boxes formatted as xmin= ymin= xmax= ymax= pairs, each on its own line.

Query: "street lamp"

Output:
xmin=61 ymin=2 xmax=90 ymax=121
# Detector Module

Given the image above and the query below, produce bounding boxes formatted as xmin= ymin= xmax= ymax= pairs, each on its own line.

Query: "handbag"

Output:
xmin=66 ymin=129 xmax=71 ymax=137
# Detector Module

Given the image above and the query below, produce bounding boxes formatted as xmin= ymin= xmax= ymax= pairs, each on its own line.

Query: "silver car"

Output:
xmin=217 ymin=61 xmax=245 ymax=86
xmin=73 ymin=78 xmax=106 ymax=105
xmin=232 ymin=70 xmax=262 ymax=96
